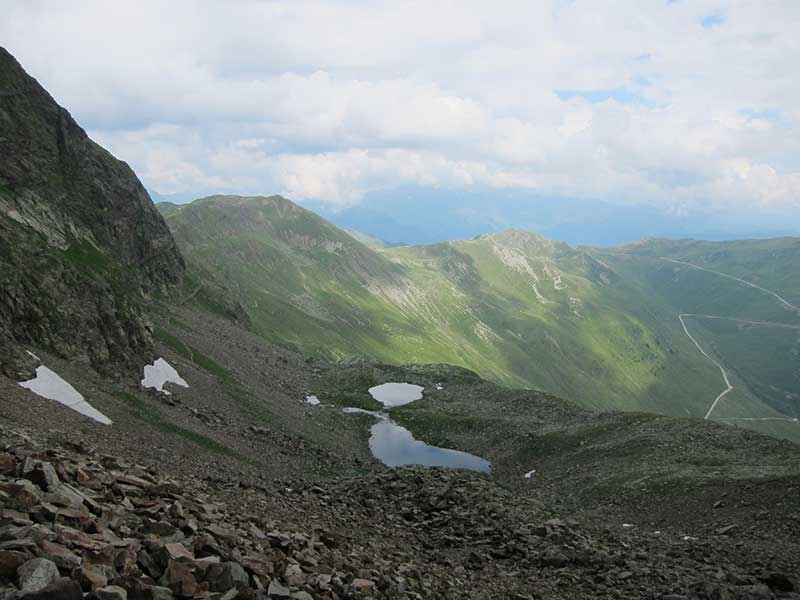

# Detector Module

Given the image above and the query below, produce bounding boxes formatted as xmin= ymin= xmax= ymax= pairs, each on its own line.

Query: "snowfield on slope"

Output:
xmin=141 ymin=358 xmax=189 ymax=394
xmin=19 ymin=364 xmax=112 ymax=425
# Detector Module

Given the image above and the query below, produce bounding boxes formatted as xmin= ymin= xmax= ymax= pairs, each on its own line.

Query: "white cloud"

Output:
xmin=1 ymin=0 xmax=799 ymax=212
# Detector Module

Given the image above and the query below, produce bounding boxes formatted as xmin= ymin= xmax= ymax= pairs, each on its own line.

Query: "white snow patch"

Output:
xmin=368 ymin=382 xmax=424 ymax=407
xmin=141 ymin=358 xmax=188 ymax=393
xmin=26 ymin=350 xmax=41 ymax=362
xmin=435 ymin=383 xmax=444 ymax=391
xmin=305 ymin=395 xmax=321 ymax=406
xmin=19 ymin=366 xmax=112 ymax=425
xmin=524 ymin=469 xmax=536 ymax=479
xmin=622 ymin=523 xmax=635 ymax=528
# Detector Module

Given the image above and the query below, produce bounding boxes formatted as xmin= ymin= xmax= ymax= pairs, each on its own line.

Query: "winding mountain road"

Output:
xmin=718 ymin=417 xmax=800 ymax=422
xmin=677 ymin=313 xmax=733 ymax=419
xmin=661 ymin=257 xmax=800 ymax=314
xmin=680 ymin=314 xmax=800 ymax=330
xmin=662 ymin=257 xmax=800 ymax=420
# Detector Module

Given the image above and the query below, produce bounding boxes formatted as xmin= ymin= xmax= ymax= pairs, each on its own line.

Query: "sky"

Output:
xmin=2 ymin=0 xmax=799 ymax=225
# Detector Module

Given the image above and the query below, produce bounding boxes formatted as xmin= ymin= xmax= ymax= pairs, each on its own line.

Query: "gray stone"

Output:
xmin=284 ymin=562 xmax=305 ymax=586
xmin=162 ymin=559 xmax=199 ymax=597
xmin=716 ymin=524 xmax=737 ymax=535
xmin=352 ymin=578 xmax=376 ymax=593
xmin=39 ymin=540 xmax=81 ymax=570
xmin=17 ymin=557 xmax=59 ymax=594
xmin=2 ymin=480 xmax=41 ymax=510
xmin=22 ymin=460 xmax=60 ymax=491
xmin=76 ymin=559 xmax=114 ymax=591
xmin=268 ymin=579 xmax=291 ymax=599
xmin=21 ymin=577 xmax=82 ymax=600
xmin=95 ymin=585 xmax=128 ymax=600
xmin=207 ymin=561 xmax=249 ymax=592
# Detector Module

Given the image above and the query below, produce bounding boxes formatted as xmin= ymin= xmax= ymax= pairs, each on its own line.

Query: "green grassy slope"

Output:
xmin=594 ymin=238 xmax=800 ymax=440
xmin=610 ymin=238 xmax=800 ymax=322
xmin=162 ymin=196 xmax=739 ymax=424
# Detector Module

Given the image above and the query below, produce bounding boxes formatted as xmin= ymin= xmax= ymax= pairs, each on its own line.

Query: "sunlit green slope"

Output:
xmin=162 ymin=195 xmax=731 ymax=419
xmin=594 ymin=238 xmax=800 ymax=440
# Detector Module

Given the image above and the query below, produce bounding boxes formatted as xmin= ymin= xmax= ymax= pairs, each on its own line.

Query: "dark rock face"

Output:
xmin=0 ymin=47 xmax=184 ymax=375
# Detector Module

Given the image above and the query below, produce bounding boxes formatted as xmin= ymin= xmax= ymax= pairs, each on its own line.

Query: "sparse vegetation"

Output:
xmin=114 ymin=391 xmax=236 ymax=456
xmin=153 ymin=327 xmax=237 ymax=385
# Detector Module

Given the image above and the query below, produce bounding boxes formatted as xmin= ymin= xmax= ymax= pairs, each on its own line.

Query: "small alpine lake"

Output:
xmin=343 ymin=384 xmax=491 ymax=473
xmin=368 ymin=382 xmax=425 ymax=407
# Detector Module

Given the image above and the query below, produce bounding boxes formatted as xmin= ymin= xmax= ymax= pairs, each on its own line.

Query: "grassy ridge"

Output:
xmin=160 ymin=196 xmax=800 ymax=441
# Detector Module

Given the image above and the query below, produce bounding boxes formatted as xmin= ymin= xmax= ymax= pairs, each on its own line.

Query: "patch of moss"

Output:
xmin=153 ymin=327 xmax=237 ymax=385
xmin=191 ymin=286 xmax=244 ymax=323
xmin=316 ymin=371 xmax=382 ymax=411
xmin=513 ymin=419 xmax=638 ymax=462
xmin=169 ymin=316 xmax=191 ymax=331
xmin=114 ymin=391 xmax=236 ymax=456
xmin=346 ymin=412 xmax=379 ymax=442
xmin=61 ymin=238 xmax=138 ymax=295
xmin=391 ymin=408 xmax=509 ymax=445
xmin=62 ymin=239 xmax=112 ymax=275
xmin=153 ymin=327 xmax=191 ymax=358
xmin=191 ymin=350 xmax=237 ymax=385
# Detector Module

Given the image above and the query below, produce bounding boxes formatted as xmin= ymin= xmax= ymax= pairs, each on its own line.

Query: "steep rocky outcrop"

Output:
xmin=0 ymin=48 xmax=184 ymax=376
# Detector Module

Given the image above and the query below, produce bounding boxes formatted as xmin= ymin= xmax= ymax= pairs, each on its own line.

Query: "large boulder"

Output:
xmin=17 ymin=557 xmax=59 ymax=594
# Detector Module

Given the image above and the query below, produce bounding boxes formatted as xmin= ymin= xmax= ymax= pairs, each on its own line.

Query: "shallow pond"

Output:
xmin=343 ymin=388 xmax=491 ymax=472
xmin=369 ymin=419 xmax=491 ymax=472
xmin=368 ymin=382 xmax=424 ymax=407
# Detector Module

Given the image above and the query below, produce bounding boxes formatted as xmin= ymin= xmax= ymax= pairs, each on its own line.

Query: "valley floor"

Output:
xmin=1 ymin=305 xmax=799 ymax=598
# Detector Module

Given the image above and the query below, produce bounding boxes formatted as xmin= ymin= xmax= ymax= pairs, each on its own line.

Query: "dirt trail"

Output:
xmin=678 ymin=313 xmax=733 ymax=419
xmin=664 ymin=258 xmax=799 ymax=420
xmin=718 ymin=417 xmax=800 ymax=422
xmin=661 ymin=257 xmax=800 ymax=314
xmin=680 ymin=314 xmax=800 ymax=330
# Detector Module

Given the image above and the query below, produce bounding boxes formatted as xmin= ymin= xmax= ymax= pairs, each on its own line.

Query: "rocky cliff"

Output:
xmin=0 ymin=47 xmax=184 ymax=376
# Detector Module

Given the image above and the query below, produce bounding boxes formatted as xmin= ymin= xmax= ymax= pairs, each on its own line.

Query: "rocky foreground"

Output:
xmin=0 ymin=424 xmax=797 ymax=600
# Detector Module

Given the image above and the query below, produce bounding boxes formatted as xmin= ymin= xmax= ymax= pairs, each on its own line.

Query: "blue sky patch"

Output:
xmin=740 ymin=108 xmax=782 ymax=123
xmin=556 ymin=88 xmax=660 ymax=108
xmin=701 ymin=14 xmax=724 ymax=27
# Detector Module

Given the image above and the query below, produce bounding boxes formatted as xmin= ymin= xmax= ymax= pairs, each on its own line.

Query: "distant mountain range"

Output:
xmin=305 ymin=187 xmax=800 ymax=247
xmin=152 ymin=187 xmax=800 ymax=249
